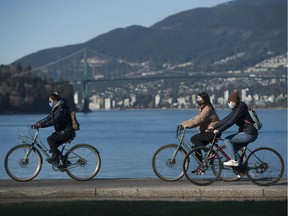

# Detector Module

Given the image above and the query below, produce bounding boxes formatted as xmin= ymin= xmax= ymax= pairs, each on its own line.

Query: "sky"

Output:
xmin=0 ymin=0 xmax=229 ymax=65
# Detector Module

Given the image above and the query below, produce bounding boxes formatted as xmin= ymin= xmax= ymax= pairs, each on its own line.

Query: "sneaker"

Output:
xmin=191 ymin=167 xmax=205 ymax=175
xmin=223 ymin=159 xmax=239 ymax=167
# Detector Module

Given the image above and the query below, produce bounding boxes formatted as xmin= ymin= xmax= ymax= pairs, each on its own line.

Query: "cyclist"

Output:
xmin=213 ymin=90 xmax=258 ymax=166
xmin=32 ymin=93 xmax=76 ymax=163
xmin=180 ymin=92 xmax=219 ymax=155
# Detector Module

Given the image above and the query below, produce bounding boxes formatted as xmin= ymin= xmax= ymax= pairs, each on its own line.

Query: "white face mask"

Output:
xmin=228 ymin=101 xmax=236 ymax=109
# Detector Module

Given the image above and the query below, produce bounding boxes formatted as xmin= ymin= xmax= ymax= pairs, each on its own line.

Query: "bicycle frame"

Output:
xmin=172 ymin=128 xmax=193 ymax=159
xmin=211 ymin=139 xmax=231 ymax=161
xmin=207 ymin=135 xmax=249 ymax=171
xmin=21 ymin=128 xmax=68 ymax=163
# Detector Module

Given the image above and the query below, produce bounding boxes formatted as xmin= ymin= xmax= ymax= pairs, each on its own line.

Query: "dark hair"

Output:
xmin=198 ymin=92 xmax=215 ymax=109
xmin=49 ymin=93 xmax=62 ymax=101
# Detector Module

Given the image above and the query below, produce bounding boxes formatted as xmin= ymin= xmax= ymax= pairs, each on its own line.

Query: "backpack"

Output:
xmin=248 ymin=109 xmax=262 ymax=130
xmin=70 ymin=111 xmax=80 ymax=131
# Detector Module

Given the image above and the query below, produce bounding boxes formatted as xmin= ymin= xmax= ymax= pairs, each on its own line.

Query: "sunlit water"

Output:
xmin=0 ymin=109 xmax=286 ymax=179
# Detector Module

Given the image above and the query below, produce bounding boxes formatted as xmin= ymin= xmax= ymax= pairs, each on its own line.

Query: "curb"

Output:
xmin=0 ymin=187 xmax=286 ymax=202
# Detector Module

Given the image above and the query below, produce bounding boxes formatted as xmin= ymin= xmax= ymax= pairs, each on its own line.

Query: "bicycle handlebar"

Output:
xmin=176 ymin=125 xmax=185 ymax=136
xmin=27 ymin=124 xmax=40 ymax=141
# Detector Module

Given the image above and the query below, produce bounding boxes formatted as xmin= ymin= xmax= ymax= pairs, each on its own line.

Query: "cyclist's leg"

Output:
xmin=191 ymin=133 xmax=210 ymax=161
xmin=225 ymin=132 xmax=257 ymax=165
xmin=191 ymin=132 xmax=213 ymax=146
xmin=47 ymin=133 xmax=70 ymax=162
xmin=224 ymin=134 xmax=237 ymax=160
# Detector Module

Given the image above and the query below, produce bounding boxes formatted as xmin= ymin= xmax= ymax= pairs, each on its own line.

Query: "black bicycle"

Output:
xmin=152 ymin=126 xmax=239 ymax=182
xmin=183 ymin=134 xmax=284 ymax=186
xmin=4 ymin=126 xmax=101 ymax=181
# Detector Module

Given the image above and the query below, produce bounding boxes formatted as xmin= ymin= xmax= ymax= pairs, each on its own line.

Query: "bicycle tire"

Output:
xmin=246 ymin=147 xmax=284 ymax=186
xmin=152 ymin=144 xmax=188 ymax=181
xmin=65 ymin=144 xmax=101 ymax=181
xmin=183 ymin=146 xmax=222 ymax=186
xmin=4 ymin=144 xmax=43 ymax=182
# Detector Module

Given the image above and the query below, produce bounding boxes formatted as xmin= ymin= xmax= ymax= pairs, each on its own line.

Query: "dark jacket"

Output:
xmin=214 ymin=102 xmax=258 ymax=136
xmin=37 ymin=99 xmax=75 ymax=138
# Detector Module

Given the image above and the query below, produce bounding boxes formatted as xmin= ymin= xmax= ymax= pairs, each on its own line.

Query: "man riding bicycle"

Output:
xmin=33 ymin=92 xmax=76 ymax=163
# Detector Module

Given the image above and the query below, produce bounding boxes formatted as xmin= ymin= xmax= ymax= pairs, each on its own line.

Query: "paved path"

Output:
xmin=0 ymin=178 xmax=286 ymax=203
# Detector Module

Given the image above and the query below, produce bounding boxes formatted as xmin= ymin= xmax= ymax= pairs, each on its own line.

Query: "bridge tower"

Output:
xmin=82 ymin=49 xmax=91 ymax=113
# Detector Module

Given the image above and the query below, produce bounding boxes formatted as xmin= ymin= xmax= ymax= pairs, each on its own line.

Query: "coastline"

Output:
xmin=0 ymin=107 xmax=287 ymax=115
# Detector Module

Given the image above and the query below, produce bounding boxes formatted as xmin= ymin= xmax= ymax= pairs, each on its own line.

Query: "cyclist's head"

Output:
xmin=48 ymin=93 xmax=62 ymax=108
xmin=228 ymin=90 xmax=240 ymax=109
xmin=197 ymin=92 xmax=213 ymax=108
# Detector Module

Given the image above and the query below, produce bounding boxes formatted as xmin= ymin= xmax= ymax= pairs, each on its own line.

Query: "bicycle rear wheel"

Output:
xmin=246 ymin=147 xmax=284 ymax=186
xmin=65 ymin=144 xmax=101 ymax=181
xmin=183 ymin=146 xmax=222 ymax=186
xmin=4 ymin=144 xmax=43 ymax=182
xmin=152 ymin=144 xmax=188 ymax=181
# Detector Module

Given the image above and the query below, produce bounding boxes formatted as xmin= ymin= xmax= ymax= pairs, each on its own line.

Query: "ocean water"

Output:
xmin=0 ymin=109 xmax=287 ymax=180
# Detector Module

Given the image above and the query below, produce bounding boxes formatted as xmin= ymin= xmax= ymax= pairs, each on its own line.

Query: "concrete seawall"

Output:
xmin=0 ymin=178 xmax=286 ymax=203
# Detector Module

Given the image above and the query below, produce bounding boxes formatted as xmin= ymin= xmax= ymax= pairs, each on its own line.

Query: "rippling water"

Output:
xmin=0 ymin=109 xmax=286 ymax=179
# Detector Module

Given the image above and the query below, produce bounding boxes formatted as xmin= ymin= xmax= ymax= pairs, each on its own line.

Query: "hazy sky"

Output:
xmin=0 ymin=0 xmax=229 ymax=65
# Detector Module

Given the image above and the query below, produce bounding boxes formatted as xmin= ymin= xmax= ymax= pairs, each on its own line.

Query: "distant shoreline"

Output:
xmin=0 ymin=107 xmax=287 ymax=115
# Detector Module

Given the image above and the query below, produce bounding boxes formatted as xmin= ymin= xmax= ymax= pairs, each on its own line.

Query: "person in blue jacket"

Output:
xmin=212 ymin=90 xmax=258 ymax=166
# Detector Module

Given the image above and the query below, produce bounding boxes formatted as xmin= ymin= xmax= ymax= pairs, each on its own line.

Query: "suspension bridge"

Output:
xmin=17 ymin=48 xmax=287 ymax=112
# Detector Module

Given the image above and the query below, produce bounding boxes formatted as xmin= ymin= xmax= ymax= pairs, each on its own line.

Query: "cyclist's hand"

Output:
xmin=177 ymin=125 xmax=184 ymax=130
xmin=32 ymin=123 xmax=41 ymax=129
xmin=213 ymin=129 xmax=219 ymax=134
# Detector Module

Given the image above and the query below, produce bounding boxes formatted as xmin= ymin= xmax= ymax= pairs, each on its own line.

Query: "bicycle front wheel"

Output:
xmin=4 ymin=144 xmax=43 ymax=182
xmin=183 ymin=146 xmax=222 ymax=186
xmin=65 ymin=144 xmax=101 ymax=181
xmin=152 ymin=144 xmax=188 ymax=181
xmin=246 ymin=147 xmax=284 ymax=186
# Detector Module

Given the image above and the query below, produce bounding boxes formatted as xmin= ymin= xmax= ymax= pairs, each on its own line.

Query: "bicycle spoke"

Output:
xmin=152 ymin=144 xmax=187 ymax=181
xmin=4 ymin=145 xmax=42 ymax=182
xmin=183 ymin=146 xmax=222 ymax=186
xmin=246 ymin=147 xmax=284 ymax=186
xmin=65 ymin=144 xmax=101 ymax=181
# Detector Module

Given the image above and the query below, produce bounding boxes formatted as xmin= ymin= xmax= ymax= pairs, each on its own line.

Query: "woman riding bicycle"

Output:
xmin=33 ymin=92 xmax=75 ymax=163
xmin=212 ymin=90 xmax=258 ymax=167
xmin=180 ymin=92 xmax=219 ymax=150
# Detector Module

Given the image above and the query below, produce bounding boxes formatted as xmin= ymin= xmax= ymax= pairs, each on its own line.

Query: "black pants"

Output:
xmin=47 ymin=132 xmax=71 ymax=157
xmin=190 ymin=132 xmax=215 ymax=161
xmin=191 ymin=132 xmax=215 ymax=147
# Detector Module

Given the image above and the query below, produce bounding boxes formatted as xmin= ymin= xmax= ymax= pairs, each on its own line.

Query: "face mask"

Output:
xmin=196 ymin=96 xmax=204 ymax=106
xmin=49 ymin=101 xmax=54 ymax=108
xmin=197 ymin=100 xmax=204 ymax=106
xmin=228 ymin=101 xmax=236 ymax=109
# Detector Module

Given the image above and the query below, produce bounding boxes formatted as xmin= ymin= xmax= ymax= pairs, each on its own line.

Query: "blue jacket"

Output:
xmin=214 ymin=102 xmax=258 ymax=136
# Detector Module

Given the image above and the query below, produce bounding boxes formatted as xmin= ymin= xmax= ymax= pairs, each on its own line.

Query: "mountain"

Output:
xmin=14 ymin=0 xmax=287 ymax=79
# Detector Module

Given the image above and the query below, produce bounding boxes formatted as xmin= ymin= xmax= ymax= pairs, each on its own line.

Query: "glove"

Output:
xmin=32 ymin=123 xmax=41 ymax=129
xmin=213 ymin=129 xmax=219 ymax=134
xmin=177 ymin=125 xmax=184 ymax=130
